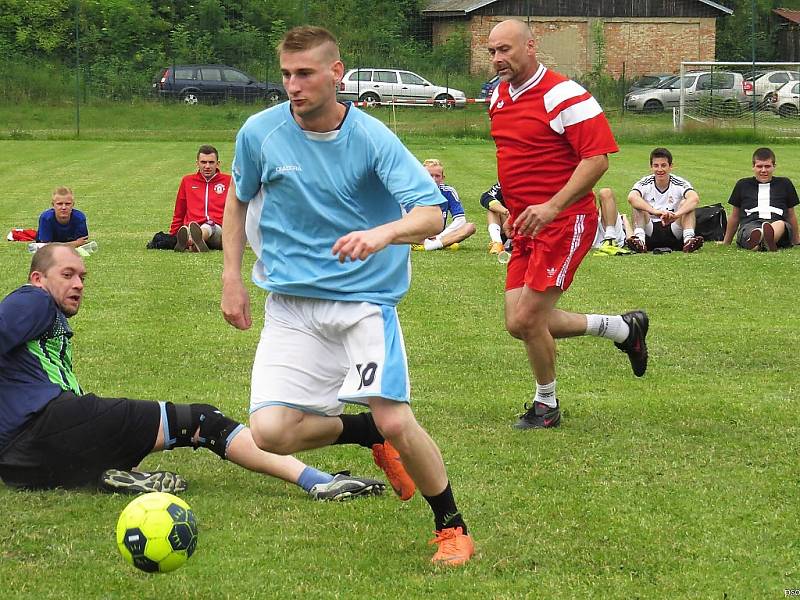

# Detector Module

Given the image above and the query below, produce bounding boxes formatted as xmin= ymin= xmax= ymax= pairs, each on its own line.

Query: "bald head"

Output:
xmin=491 ymin=19 xmax=533 ymax=42
xmin=487 ymin=19 xmax=538 ymax=88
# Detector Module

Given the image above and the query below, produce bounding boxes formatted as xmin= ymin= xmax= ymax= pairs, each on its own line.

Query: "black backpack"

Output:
xmin=695 ymin=203 xmax=727 ymax=242
xmin=146 ymin=231 xmax=177 ymax=250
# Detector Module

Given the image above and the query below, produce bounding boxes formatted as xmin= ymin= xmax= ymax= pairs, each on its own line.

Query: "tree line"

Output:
xmin=0 ymin=0 xmax=463 ymax=101
xmin=1 ymin=0 xmax=799 ymax=102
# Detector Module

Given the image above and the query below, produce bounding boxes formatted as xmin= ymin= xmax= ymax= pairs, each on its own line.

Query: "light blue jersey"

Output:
xmin=233 ymin=103 xmax=445 ymax=307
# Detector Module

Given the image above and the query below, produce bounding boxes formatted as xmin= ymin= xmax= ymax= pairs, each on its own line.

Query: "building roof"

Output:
xmin=422 ymin=0 xmax=495 ymax=16
xmin=697 ymin=0 xmax=733 ymax=15
xmin=422 ymin=0 xmax=733 ymax=17
xmin=774 ymin=8 xmax=800 ymax=25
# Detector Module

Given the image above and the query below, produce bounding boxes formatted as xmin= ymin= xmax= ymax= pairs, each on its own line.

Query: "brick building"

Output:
xmin=774 ymin=8 xmax=800 ymax=61
xmin=422 ymin=0 xmax=734 ymax=79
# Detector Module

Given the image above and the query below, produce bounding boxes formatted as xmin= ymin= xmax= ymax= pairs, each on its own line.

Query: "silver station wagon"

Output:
xmin=337 ymin=68 xmax=466 ymax=107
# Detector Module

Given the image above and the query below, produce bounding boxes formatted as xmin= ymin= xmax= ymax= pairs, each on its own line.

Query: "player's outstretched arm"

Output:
xmin=221 ymin=182 xmax=252 ymax=330
xmin=721 ymin=206 xmax=740 ymax=245
xmin=332 ymin=205 xmax=442 ymax=263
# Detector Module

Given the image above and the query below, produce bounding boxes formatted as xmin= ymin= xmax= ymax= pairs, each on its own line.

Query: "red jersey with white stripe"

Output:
xmin=489 ymin=65 xmax=618 ymax=220
xmin=169 ymin=170 xmax=231 ymax=235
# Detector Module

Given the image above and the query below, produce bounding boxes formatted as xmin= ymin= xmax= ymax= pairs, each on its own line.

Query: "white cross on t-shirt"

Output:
xmin=744 ymin=182 xmax=785 ymax=219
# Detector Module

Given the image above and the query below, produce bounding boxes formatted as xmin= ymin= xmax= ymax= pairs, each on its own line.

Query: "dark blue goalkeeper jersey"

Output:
xmin=0 ymin=285 xmax=81 ymax=451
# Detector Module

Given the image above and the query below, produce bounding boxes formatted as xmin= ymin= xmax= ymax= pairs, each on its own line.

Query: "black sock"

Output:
xmin=423 ymin=482 xmax=467 ymax=534
xmin=334 ymin=412 xmax=384 ymax=447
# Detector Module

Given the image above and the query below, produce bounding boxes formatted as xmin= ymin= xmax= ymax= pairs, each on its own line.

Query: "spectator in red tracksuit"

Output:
xmin=169 ymin=145 xmax=231 ymax=252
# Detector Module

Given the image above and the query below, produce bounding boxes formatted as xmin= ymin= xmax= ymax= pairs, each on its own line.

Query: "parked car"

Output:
xmin=153 ymin=65 xmax=286 ymax=105
xmin=478 ymin=75 xmax=500 ymax=99
xmin=767 ymin=80 xmax=800 ymax=117
xmin=337 ymin=68 xmax=467 ymax=107
xmin=624 ymin=71 xmax=748 ymax=113
xmin=744 ymin=70 xmax=800 ymax=104
xmin=627 ymin=73 xmax=675 ymax=94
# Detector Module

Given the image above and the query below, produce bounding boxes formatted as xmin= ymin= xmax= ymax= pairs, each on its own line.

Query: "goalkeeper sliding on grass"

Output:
xmin=0 ymin=244 xmax=384 ymax=501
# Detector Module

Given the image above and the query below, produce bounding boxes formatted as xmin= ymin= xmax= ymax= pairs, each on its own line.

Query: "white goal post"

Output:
xmin=676 ymin=61 xmax=800 ymax=132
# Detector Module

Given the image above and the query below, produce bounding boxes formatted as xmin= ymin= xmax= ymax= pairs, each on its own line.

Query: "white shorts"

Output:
xmin=250 ymin=294 xmax=410 ymax=416
xmin=592 ymin=214 xmax=627 ymax=248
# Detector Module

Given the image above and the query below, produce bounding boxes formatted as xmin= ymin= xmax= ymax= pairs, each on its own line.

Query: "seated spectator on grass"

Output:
xmin=624 ymin=147 xmax=704 ymax=254
xmin=480 ymin=182 xmax=510 ymax=256
xmin=35 ymin=187 xmax=94 ymax=255
xmin=412 ymin=159 xmax=476 ymax=251
xmin=592 ymin=188 xmax=634 ymax=255
xmin=481 ymin=182 xmax=631 ymax=257
xmin=170 ymin=144 xmax=230 ymax=253
xmin=0 ymin=244 xmax=385 ymax=501
xmin=721 ymin=147 xmax=799 ymax=251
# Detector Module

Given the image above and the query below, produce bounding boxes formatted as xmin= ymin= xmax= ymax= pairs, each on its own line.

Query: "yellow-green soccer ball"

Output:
xmin=116 ymin=492 xmax=198 ymax=573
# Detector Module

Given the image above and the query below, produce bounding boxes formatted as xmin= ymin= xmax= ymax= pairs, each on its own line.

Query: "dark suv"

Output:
xmin=153 ymin=65 xmax=286 ymax=105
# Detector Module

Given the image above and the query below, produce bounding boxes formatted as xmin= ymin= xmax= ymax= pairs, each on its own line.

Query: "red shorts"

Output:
xmin=505 ymin=210 xmax=598 ymax=292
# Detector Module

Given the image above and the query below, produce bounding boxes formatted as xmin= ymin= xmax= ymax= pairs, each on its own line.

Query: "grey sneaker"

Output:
xmin=189 ymin=222 xmax=209 ymax=252
xmin=308 ymin=471 xmax=385 ymax=501
xmin=175 ymin=225 xmax=189 ymax=252
xmin=99 ymin=469 xmax=188 ymax=494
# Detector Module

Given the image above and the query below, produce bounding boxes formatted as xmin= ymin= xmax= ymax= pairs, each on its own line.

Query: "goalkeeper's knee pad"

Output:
xmin=163 ymin=402 xmax=244 ymax=459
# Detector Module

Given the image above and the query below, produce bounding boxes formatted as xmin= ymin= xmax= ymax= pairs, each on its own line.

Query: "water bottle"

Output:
xmin=497 ymin=250 xmax=511 ymax=265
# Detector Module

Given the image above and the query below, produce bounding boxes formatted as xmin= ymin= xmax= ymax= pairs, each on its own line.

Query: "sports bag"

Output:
xmin=146 ymin=231 xmax=177 ymax=250
xmin=694 ymin=203 xmax=727 ymax=242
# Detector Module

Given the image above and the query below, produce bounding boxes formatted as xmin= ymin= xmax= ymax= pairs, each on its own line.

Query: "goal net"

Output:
xmin=676 ymin=61 xmax=800 ymax=134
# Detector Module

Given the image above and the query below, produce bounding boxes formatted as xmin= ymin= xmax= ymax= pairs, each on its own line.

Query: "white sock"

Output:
xmin=423 ymin=238 xmax=443 ymax=251
xmin=604 ymin=224 xmax=617 ymax=240
xmin=534 ymin=380 xmax=557 ymax=408
xmin=488 ymin=223 xmax=503 ymax=244
xmin=683 ymin=228 xmax=695 ymax=242
xmin=633 ymin=227 xmax=646 ymax=242
xmin=585 ymin=314 xmax=629 ymax=343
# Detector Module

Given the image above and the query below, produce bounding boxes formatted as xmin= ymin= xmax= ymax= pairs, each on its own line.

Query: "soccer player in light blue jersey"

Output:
xmin=220 ymin=26 xmax=474 ymax=566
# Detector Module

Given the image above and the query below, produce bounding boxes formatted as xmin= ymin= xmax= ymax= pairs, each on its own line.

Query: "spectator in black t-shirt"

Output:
xmin=722 ymin=147 xmax=800 ymax=251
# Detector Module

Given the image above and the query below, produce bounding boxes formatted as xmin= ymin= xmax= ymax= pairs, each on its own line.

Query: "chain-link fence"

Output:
xmin=3 ymin=1 xmax=797 ymax=139
xmin=671 ymin=62 xmax=800 ymax=134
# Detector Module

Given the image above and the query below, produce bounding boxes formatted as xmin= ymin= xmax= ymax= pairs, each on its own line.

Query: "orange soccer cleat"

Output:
xmin=371 ymin=441 xmax=416 ymax=501
xmin=488 ymin=241 xmax=504 ymax=255
xmin=429 ymin=527 xmax=475 ymax=566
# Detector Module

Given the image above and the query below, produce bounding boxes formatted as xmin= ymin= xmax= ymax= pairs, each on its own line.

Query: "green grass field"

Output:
xmin=4 ymin=99 xmax=797 ymax=144
xmin=1 ymin=136 xmax=800 ymax=599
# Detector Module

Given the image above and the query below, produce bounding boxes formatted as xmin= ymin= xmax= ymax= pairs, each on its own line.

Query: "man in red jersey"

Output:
xmin=487 ymin=19 xmax=649 ymax=429
xmin=169 ymin=145 xmax=231 ymax=252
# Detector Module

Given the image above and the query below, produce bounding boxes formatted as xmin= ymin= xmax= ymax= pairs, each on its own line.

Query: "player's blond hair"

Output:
xmin=422 ymin=159 xmax=443 ymax=168
xmin=52 ymin=186 xmax=73 ymax=199
xmin=277 ymin=26 xmax=341 ymax=62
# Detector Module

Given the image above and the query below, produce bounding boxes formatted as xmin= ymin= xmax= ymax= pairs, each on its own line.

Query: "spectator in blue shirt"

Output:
xmin=36 ymin=187 xmax=90 ymax=248
xmin=412 ymin=159 xmax=476 ymax=251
